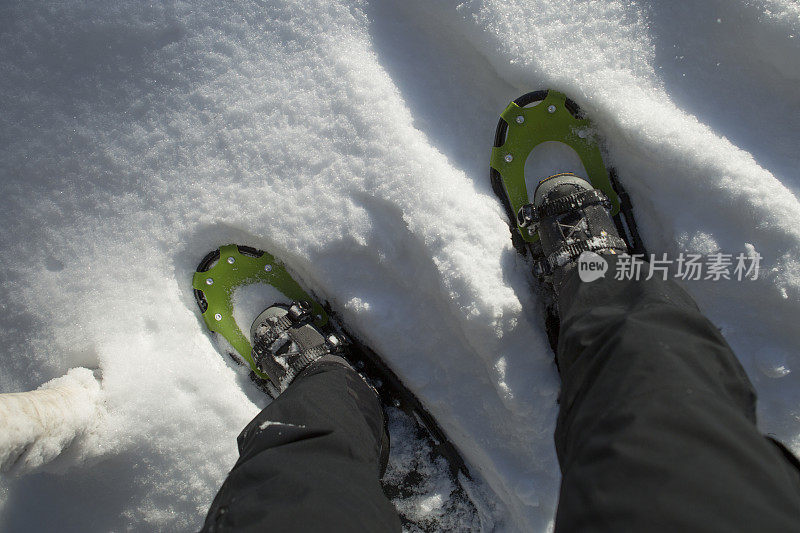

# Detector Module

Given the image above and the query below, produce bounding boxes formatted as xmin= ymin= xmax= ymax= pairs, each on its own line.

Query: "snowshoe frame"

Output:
xmin=489 ymin=89 xmax=645 ymax=257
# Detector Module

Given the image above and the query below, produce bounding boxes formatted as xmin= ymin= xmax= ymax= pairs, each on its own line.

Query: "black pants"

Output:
xmin=553 ymin=260 xmax=800 ymax=531
xmin=202 ymin=267 xmax=800 ymax=532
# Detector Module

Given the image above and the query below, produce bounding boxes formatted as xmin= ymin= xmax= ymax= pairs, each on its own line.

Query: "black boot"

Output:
xmin=517 ymin=172 xmax=628 ymax=289
xmin=250 ymin=301 xmax=348 ymax=397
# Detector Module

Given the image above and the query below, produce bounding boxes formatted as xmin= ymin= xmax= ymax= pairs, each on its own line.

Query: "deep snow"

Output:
xmin=1 ymin=0 xmax=799 ymax=531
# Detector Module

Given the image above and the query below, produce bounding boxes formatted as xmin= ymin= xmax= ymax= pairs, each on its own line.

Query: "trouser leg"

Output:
xmin=554 ymin=259 xmax=800 ymax=532
xmin=202 ymin=358 xmax=401 ymax=533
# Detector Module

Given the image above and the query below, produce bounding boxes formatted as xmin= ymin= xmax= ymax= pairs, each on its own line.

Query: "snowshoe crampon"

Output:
xmin=193 ymin=244 xmax=493 ymax=530
xmin=489 ymin=89 xmax=645 ymax=261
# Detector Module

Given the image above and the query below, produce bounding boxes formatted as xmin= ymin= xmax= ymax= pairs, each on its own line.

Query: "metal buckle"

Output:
xmin=517 ymin=203 xmax=538 ymax=228
xmin=288 ymin=300 xmax=312 ymax=321
xmin=326 ymin=333 xmax=343 ymax=352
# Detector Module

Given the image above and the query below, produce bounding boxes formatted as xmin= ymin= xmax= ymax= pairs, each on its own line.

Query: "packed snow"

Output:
xmin=1 ymin=0 xmax=799 ymax=530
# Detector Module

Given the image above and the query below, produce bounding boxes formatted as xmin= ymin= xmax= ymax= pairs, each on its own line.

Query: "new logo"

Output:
xmin=577 ymin=251 xmax=608 ymax=282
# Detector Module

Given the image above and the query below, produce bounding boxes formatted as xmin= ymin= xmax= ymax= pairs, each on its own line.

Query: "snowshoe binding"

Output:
xmin=524 ymin=172 xmax=629 ymax=288
xmin=250 ymin=301 xmax=347 ymax=395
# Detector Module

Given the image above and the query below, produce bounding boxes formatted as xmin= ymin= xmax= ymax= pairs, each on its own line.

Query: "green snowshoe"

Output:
xmin=490 ymin=89 xmax=645 ymax=268
xmin=489 ymin=89 xmax=646 ymax=348
xmin=192 ymin=244 xmax=492 ymax=530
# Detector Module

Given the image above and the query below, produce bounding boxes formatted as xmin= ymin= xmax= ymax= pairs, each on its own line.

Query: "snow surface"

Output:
xmin=1 ymin=0 xmax=799 ymax=530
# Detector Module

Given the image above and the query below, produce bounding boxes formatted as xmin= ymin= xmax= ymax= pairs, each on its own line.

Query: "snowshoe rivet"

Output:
xmin=548 ymin=105 xmax=557 ymax=114
xmin=393 ymin=399 xmax=401 ymax=407
xmin=316 ymin=314 xmax=322 ymax=320
xmin=214 ymin=313 xmax=222 ymax=321
xmin=504 ymin=153 xmax=514 ymax=163
xmin=205 ymin=278 xmax=214 ymax=285
xmin=264 ymin=264 xmax=272 ymax=272
xmin=515 ymin=115 xmax=525 ymax=124
xmin=327 ymin=334 xmax=341 ymax=348
xmin=227 ymin=256 xmax=235 ymax=264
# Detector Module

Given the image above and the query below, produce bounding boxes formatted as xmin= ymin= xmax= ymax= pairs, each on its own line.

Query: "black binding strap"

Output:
xmin=517 ymin=189 xmax=611 ymax=228
xmin=547 ymin=236 xmax=628 ymax=269
xmin=253 ymin=315 xmax=294 ymax=346
xmin=252 ymin=302 xmax=345 ymax=392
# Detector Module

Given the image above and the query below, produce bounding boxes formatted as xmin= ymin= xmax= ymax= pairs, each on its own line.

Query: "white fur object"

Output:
xmin=0 ymin=368 xmax=103 ymax=475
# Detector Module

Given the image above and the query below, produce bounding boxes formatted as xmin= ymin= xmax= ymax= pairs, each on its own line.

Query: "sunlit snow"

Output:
xmin=1 ymin=0 xmax=799 ymax=531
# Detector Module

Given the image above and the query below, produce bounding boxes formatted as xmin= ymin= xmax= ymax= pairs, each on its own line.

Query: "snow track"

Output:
xmin=1 ymin=0 xmax=798 ymax=530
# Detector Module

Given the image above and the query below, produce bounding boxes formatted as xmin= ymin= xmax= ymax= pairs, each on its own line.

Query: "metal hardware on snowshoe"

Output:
xmin=533 ymin=176 xmax=628 ymax=270
xmin=249 ymin=304 xmax=339 ymax=396
xmin=518 ymin=188 xmax=611 ymax=232
xmin=253 ymin=312 xmax=294 ymax=347
xmin=536 ymin=188 xmax=611 ymax=219
xmin=517 ymin=203 xmax=538 ymax=228
xmin=288 ymin=301 xmax=312 ymax=321
xmin=326 ymin=333 xmax=344 ymax=352
xmin=545 ymin=237 xmax=628 ymax=270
